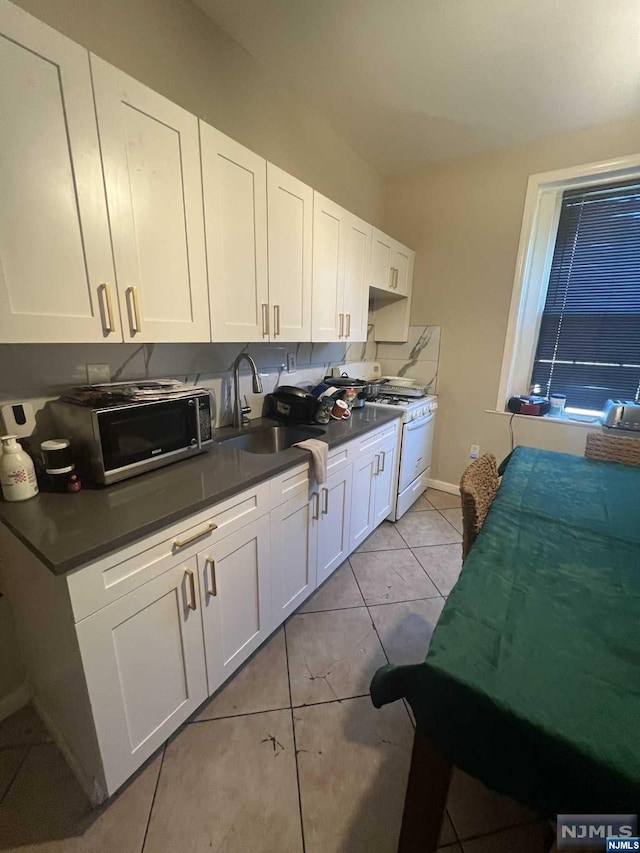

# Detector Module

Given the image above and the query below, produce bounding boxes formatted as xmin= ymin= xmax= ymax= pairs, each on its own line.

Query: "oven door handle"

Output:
xmin=405 ymin=414 xmax=433 ymax=431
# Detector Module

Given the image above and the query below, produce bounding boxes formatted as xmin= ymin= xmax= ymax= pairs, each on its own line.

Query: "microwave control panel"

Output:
xmin=198 ymin=395 xmax=213 ymax=443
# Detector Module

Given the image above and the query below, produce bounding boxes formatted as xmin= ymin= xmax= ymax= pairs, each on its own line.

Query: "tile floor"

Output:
xmin=0 ymin=489 xmax=546 ymax=853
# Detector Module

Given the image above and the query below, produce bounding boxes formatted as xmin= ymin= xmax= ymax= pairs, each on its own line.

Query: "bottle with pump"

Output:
xmin=0 ymin=435 xmax=39 ymax=501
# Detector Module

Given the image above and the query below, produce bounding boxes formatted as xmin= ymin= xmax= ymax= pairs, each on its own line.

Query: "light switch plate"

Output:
xmin=86 ymin=363 xmax=111 ymax=384
xmin=286 ymin=353 xmax=297 ymax=372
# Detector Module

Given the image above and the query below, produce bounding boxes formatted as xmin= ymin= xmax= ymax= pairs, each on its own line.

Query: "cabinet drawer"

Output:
xmin=68 ymin=482 xmax=270 ymax=621
xmin=270 ymin=462 xmax=310 ymax=507
xmin=356 ymin=420 xmax=400 ymax=456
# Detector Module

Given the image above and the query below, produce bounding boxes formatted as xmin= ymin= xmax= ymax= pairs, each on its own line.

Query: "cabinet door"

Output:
xmin=370 ymin=228 xmax=394 ymax=293
xmin=198 ymin=515 xmax=272 ymax=694
xmin=392 ymin=243 xmax=415 ymax=297
xmin=201 ymin=123 xmax=268 ymax=343
xmin=271 ymin=491 xmax=318 ymax=626
xmin=372 ymin=435 xmax=398 ymax=526
xmin=76 ymin=557 xmax=207 ymax=796
xmin=267 ymin=164 xmax=312 ymax=342
xmin=349 ymin=450 xmax=377 ymax=551
xmin=91 ymin=56 xmax=210 ymax=342
xmin=311 ymin=192 xmax=346 ymax=342
xmin=317 ymin=466 xmax=353 ymax=585
xmin=342 ymin=214 xmax=372 ymax=343
xmin=0 ymin=5 xmax=119 ymax=343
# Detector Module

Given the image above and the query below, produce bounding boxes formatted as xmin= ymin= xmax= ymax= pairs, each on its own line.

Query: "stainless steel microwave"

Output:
xmin=51 ymin=392 xmax=213 ymax=485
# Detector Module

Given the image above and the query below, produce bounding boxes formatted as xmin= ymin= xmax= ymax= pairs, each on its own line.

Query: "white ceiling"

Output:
xmin=194 ymin=0 xmax=640 ymax=176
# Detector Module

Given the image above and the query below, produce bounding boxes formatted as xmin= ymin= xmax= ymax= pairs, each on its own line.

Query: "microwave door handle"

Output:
xmin=194 ymin=398 xmax=202 ymax=448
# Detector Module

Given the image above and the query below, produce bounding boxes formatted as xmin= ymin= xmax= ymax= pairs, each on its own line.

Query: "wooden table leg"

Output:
xmin=398 ymin=730 xmax=452 ymax=853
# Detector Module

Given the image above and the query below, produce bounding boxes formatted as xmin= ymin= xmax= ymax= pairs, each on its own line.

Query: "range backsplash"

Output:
xmin=0 ymin=325 xmax=440 ymax=442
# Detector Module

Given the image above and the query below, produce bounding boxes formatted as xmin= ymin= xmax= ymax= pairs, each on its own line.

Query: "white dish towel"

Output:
xmin=293 ymin=438 xmax=328 ymax=485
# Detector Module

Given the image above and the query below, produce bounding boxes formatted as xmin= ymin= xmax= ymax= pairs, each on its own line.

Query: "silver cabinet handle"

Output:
xmin=379 ymin=450 xmax=386 ymax=472
xmin=346 ymin=313 xmax=351 ymax=338
xmin=389 ymin=266 xmax=394 ymax=288
xmin=185 ymin=568 xmax=197 ymax=611
xmin=173 ymin=522 xmax=217 ymax=550
xmin=262 ymin=303 xmax=269 ymax=337
xmin=374 ymin=453 xmax=380 ymax=476
xmin=127 ymin=286 xmax=142 ymax=333
xmin=99 ymin=283 xmax=115 ymax=333
xmin=273 ymin=304 xmax=281 ymax=337
xmin=394 ymin=268 xmax=399 ymax=289
xmin=338 ymin=313 xmax=344 ymax=338
xmin=205 ymin=557 xmax=217 ymax=597
xmin=322 ymin=486 xmax=329 ymax=515
xmin=312 ymin=492 xmax=320 ymax=521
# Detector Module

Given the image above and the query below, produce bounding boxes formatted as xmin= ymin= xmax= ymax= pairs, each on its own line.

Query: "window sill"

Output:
xmin=486 ymin=410 xmax=601 ymax=430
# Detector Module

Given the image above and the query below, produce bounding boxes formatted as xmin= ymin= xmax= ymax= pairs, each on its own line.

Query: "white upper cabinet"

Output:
xmin=370 ymin=227 xmax=414 ymax=296
xmin=312 ymin=193 xmax=371 ymax=343
xmin=370 ymin=228 xmax=395 ymax=293
xmin=91 ymin=56 xmax=210 ymax=343
xmin=201 ymin=124 xmax=269 ymax=342
xmin=311 ymin=193 xmax=345 ymax=342
xmin=392 ymin=243 xmax=414 ymax=297
xmin=342 ymin=214 xmax=372 ymax=342
xmin=0 ymin=2 xmax=120 ymax=343
xmin=267 ymin=164 xmax=313 ymax=342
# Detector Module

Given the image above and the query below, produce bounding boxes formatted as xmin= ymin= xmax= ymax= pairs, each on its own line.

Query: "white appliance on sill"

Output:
xmin=365 ymin=393 xmax=437 ymax=520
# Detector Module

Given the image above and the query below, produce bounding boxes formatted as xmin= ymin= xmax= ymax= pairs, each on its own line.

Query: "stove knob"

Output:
xmin=411 ymin=411 xmax=418 ymax=420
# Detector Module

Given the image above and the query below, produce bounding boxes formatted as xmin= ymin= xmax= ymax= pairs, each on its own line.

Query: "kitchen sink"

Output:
xmin=218 ymin=425 xmax=326 ymax=454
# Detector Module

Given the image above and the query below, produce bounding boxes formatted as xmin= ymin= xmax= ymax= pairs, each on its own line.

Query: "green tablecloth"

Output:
xmin=371 ymin=446 xmax=640 ymax=815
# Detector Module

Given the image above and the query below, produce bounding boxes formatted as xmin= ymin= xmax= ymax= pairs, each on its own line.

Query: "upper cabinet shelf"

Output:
xmin=0 ymin=1 xmax=415 ymax=346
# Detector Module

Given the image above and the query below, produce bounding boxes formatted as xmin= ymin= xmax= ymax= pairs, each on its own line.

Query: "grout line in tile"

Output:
xmin=365 ymin=592 xmax=445 ymax=608
xmin=188 ymin=705 xmax=292 ymax=725
xmin=291 ymin=603 xmax=371 ymax=618
xmin=292 ymin=692 xmax=372 ymax=710
xmin=140 ymin=743 xmax=166 ymax=853
xmin=0 ymin=744 xmax=30 ymax=807
xmin=283 ymin=622 xmax=307 ymax=853
xmin=408 ymin=550 xmax=449 ymax=597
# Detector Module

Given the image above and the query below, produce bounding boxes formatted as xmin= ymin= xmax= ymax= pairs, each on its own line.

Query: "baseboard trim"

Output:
xmin=0 ymin=682 xmax=30 ymax=722
xmin=427 ymin=478 xmax=459 ymax=496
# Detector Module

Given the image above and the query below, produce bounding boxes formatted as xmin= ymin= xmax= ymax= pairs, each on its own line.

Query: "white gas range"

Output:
xmin=365 ymin=393 xmax=438 ymax=520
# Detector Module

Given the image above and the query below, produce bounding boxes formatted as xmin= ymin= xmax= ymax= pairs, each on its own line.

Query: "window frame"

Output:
xmin=497 ymin=152 xmax=640 ymax=414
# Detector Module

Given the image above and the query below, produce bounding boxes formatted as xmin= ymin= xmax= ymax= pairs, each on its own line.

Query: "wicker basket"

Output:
xmin=459 ymin=454 xmax=499 ymax=560
xmin=584 ymin=432 xmax=640 ymax=466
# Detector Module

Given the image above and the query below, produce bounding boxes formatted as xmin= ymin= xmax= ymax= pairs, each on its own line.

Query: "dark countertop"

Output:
xmin=0 ymin=408 xmax=401 ymax=576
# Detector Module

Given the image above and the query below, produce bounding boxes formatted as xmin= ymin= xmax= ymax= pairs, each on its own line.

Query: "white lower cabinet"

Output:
xmin=197 ymin=514 xmax=272 ymax=695
xmin=372 ymin=435 xmax=398 ymax=526
xmin=350 ymin=450 xmax=378 ymax=550
xmin=76 ymin=556 xmax=208 ymax=795
xmin=271 ymin=491 xmax=318 ymax=625
xmin=5 ymin=420 xmax=401 ymax=804
xmin=316 ymin=466 xmax=353 ymax=586
xmin=350 ymin=434 xmax=398 ymax=550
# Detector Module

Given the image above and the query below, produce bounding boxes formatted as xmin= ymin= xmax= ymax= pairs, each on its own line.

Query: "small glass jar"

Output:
xmin=549 ymin=393 xmax=567 ymax=417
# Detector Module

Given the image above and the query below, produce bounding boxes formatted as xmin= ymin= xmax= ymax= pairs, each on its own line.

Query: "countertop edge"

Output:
xmin=0 ymin=410 xmax=402 ymax=575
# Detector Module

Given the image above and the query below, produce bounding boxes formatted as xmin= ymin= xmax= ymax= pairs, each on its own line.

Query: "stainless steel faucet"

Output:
xmin=232 ymin=353 xmax=263 ymax=428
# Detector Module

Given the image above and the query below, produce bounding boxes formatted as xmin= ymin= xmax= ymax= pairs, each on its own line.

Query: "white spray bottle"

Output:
xmin=0 ymin=435 xmax=38 ymax=501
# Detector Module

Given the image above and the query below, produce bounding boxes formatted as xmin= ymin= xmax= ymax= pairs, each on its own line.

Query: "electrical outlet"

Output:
xmin=86 ymin=363 xmax=111 ymax=384
xmin=286 ymin=353 xmax=297 ymax=372
xmin=469 ymin=444 xmax=480 ymax=459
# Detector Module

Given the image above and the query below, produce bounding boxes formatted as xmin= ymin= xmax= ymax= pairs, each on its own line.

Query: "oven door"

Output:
xmin=399 ymin=414 xmax=434 ymax=493
xmin=96 ymin=399 xmax=199 ymax=476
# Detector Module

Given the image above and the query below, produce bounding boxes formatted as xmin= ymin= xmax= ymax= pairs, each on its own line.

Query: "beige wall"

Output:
xmin=384 ymin=115 xmax=640 ymax=485
xmin=12 ymin=0 xmax=383 ymax=224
